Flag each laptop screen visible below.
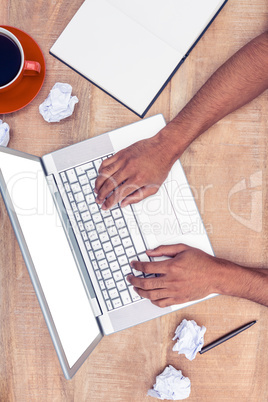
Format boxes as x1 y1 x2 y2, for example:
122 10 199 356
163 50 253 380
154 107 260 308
0 149 102 373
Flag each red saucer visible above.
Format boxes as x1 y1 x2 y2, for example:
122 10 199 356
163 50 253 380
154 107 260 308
0 26 46 114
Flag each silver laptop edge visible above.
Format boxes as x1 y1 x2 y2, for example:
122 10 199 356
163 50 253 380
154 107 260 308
0 147 103 380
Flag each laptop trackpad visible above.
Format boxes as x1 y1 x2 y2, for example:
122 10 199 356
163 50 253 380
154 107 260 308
132 184 182 249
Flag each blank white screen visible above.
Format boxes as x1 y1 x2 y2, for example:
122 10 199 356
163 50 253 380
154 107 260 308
0 152 101 368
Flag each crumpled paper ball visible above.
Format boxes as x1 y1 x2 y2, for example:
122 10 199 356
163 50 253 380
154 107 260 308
172 319 206 361
0 119 10 147
147 365 191 400
39 82 78 122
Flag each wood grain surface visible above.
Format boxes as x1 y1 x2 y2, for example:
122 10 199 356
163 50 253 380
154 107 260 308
0 1 268 401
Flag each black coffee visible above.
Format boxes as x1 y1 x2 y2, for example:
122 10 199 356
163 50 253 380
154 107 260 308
0 33 22 87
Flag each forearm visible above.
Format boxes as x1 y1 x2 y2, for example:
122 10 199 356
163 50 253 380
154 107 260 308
214 259 268 307
159 31 268 162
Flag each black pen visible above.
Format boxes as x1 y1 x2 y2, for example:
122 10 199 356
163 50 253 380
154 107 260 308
199 320 257 354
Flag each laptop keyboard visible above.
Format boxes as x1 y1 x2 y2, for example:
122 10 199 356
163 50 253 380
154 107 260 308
59 154 154 311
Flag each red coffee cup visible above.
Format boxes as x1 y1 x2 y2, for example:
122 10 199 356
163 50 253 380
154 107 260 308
0 27 41 93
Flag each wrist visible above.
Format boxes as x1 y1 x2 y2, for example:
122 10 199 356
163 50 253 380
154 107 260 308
157 113 204 163
212 258 265 300
209 258 246 297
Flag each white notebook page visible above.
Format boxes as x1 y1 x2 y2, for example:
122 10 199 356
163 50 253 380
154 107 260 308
50 0 183 116
108 0 225 55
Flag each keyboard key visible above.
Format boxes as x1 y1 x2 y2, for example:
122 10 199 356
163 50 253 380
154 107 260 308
71 202 78 212
115 245 124 256
88 250 95 260
85 193 95 204
102 269 112 280
103 241 112 253
82 184 91 195
115 218 125 229
138 253 150 262
81 211 91 222
102 290 109 300
101 209 111 218
107 251 116 262
109 288 119 299
87 169 97 179
121 206 146 253
108 226 118 237
96 222 105 233
104 217 114 227
71 182 81 193
75 165 85 176
85 241 91 251
89 204 99 214
118 227 128 238
79 174 88 186
129 285 141 301
90 178 96 188
98 259 108 270
65 182 71 192
110 261 119 272
96 250 105 260
126 247 135 258
113 271 123 282
132 268 143 277
105 279 115 289
118 255 128 265
92 260 98 270
68 192 74 202
122 237 132 248
88 230 98 242
94 158 102 172
122 264 131 276
93 213 102 223
83 162 93 170
66 168 77 184
85 220 94 231
99 232 109 242
112 208 122 219
77 201 88 212
106 300 113 311
60 172 67 182
92 240 101 250
74 192 84 203
112 298 122 309
111 235 121 247
81 231 88 241
99 280 105 290
95 270 102 280
74 211 80 221
117 280 126 291
121 289 131 305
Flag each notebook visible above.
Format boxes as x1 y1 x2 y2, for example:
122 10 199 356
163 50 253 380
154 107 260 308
50 0 228 117
0 115 215 379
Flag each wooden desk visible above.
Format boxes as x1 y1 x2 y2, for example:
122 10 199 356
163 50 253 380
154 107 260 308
1 1 267 400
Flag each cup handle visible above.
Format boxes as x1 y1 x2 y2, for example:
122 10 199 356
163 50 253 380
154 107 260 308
23 60 41 76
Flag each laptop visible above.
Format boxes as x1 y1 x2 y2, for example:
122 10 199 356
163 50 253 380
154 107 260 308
50 0 228 117
0 114 215 379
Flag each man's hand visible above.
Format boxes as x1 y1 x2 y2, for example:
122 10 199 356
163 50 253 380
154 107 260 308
127 244 226 307
94 131 179 210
